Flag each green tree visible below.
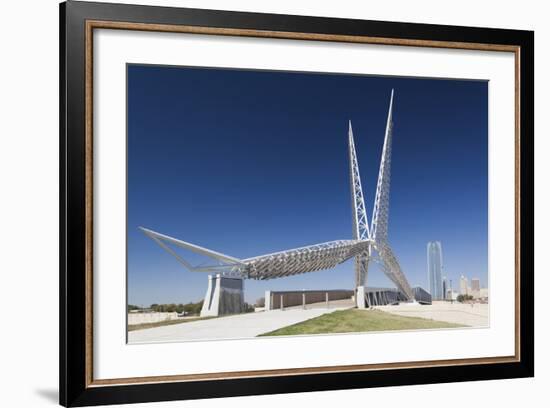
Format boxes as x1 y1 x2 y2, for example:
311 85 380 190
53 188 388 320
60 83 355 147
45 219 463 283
191 300 203 315
127 304 140 312
148 301 204 315
457 294 474 303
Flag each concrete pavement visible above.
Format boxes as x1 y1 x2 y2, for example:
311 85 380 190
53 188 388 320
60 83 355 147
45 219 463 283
128 304 351 343
375 301 489 327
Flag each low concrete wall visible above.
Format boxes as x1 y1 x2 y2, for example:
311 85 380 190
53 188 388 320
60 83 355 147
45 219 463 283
128 312 179 325
265 289 354 310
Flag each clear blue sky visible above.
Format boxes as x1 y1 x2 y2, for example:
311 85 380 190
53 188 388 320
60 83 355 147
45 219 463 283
127 64 488 306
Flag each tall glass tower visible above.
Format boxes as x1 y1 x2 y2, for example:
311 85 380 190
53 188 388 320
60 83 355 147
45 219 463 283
427 241 443 300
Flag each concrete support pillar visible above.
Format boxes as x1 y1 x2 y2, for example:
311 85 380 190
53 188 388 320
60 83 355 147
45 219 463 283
302 292 306 309
200 274 244 317
264 290 272 311
325 292 329 308
280 294 284 311
200 275 215 316
356 286 366 309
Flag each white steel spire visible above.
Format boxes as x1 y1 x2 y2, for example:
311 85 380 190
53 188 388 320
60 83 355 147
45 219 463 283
369 90 414 299
371 89 394 243
348 121 371 287
348 121 370 241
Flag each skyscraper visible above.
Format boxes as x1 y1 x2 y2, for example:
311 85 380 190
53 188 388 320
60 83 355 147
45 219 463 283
471 278 481 298
427 241 443 300
460 275 469 295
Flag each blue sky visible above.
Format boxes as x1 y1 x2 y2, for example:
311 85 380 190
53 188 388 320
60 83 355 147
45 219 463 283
127 64 488 306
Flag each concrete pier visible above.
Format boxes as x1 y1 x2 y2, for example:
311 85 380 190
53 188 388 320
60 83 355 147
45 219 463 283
200 274 244 317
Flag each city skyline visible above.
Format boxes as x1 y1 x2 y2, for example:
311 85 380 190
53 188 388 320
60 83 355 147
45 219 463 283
127 64 489 306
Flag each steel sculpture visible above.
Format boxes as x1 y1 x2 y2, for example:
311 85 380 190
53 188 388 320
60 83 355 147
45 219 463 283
141 90 413 300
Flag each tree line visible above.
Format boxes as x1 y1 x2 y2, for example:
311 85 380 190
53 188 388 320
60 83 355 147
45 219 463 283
456 294 474 303
128 301 204 315
128 300 259 315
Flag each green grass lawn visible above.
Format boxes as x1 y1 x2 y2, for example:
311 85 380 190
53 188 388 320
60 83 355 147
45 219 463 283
259 309 464 337
128 316 214 332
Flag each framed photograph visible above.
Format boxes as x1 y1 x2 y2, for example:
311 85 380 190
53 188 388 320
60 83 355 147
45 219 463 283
60 1 534 406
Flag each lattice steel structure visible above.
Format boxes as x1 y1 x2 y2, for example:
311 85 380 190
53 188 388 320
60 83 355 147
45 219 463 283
348 121 371 288
369 90 414 299
141 89 413 300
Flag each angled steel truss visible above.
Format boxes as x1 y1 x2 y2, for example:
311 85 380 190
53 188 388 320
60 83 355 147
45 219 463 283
348 121 371 288
368 90 414 299
141 89 413 299
142 226 372 281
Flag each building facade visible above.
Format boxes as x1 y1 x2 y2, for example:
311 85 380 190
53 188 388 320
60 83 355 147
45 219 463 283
427 241 443 300
471 278 481 298
460 275 469 295
446 289 458 300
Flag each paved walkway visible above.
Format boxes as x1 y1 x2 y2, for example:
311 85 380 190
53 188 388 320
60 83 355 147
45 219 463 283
128 305 350 343
375 301 489 327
